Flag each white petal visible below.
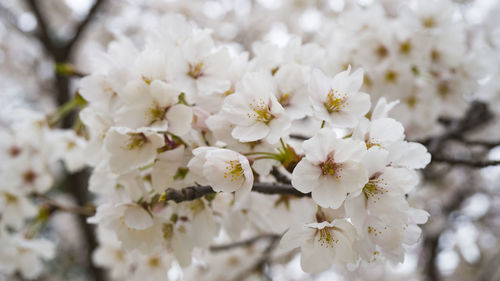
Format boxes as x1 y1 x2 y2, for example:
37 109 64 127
166 104 193 136
311 176 347 209
276 225 314 255
291 160 321 193
123 206 153 230
231 122 269 142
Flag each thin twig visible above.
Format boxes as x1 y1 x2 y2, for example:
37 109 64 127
431 156 500 168
163 183 309 203
289 134 309 141
210 234 281 252
210 234 282 281
453 138 500 149
37 194 95 216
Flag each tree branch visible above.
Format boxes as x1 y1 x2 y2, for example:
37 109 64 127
163 183 309 203
65 0 106 56
25 0 56 55
36 194 95 216
210 234 281 281
450 138 500 149
289 134 309 141
209 234 281 252
270 167 291 185
431 156 500 168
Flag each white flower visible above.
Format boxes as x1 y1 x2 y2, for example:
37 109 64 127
92 227 130 280
88 203 164 253
273 63 312 119
219 72 291 144
48 129 87 172
0 233 55 279
156 199 219 267
130 252 173 281
371 98 399 120
114 79 193 135
169 32 232 97
278 219 358 273
104 127 165 174
345 148 427 262
188 147 253 200
309 67 371 128
0 188 37 229
353 117 405 150
151 145 187 193
6 155 54 194
387 141 431 169
292 129 368 209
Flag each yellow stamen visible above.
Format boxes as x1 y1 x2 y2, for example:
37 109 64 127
324 89 347 114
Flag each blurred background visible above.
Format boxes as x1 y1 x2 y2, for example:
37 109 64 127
1 0 500 280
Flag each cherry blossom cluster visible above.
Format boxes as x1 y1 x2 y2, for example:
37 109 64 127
79 13 431 279
0 108 86 279
86 0 496 140
315 0 492 138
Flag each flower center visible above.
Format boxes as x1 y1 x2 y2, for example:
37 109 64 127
422 17 436 28
324 89 347 114
224 160 244 182
248 98 273 123
317 227 338 248
406 96 418 109
22 170 37 184
149 103 168 123
127 133 148 150
363 178 388 202
148 257 161 268
8 146 22 157
278 93 291 107
319 154 342 178
3 192 18 204
188 62 204 79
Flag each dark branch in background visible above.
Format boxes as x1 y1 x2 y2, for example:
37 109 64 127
210 234 281 252
419 102 496 281
420 102 497 169
65 0 106 54
209 234 282 281
420 102 493 149
163 183 309 203
270 167 291 184
450 138 500 149
36 194 95 216
289 134 309 141
25 0 56 55
24 1 107 281
431 156 500 168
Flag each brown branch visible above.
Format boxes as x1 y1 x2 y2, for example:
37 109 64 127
209 234 281 281
452 138 500 149
163 183 309 203
419 102 493 150
210 234 281 252
36 194 95 216
289 134 309 141
65 0 106 57
431 156 500 168
25 0 57 55
270 167 291 185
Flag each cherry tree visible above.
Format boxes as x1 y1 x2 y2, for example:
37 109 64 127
1 0 500 281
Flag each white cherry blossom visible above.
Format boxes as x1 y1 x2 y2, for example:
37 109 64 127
309 67 371 128
292 129 368 209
